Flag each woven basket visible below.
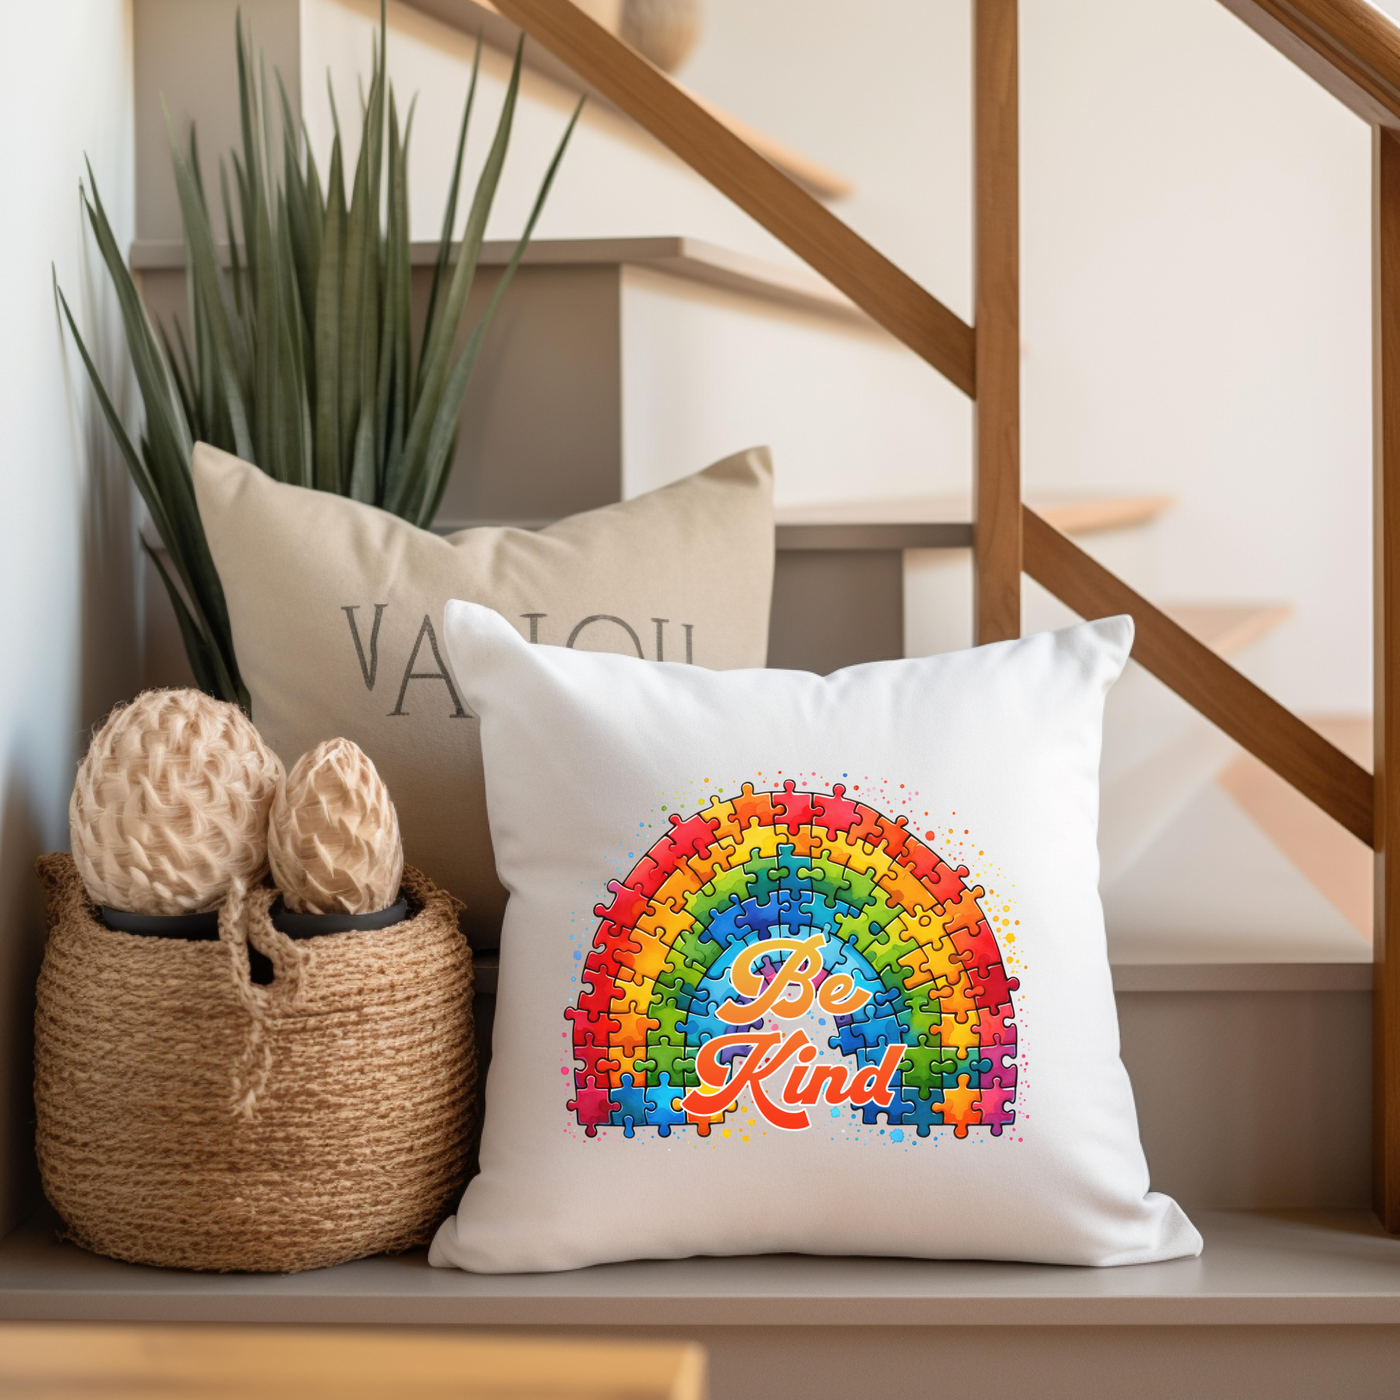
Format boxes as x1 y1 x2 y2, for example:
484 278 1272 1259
33 854 475 1273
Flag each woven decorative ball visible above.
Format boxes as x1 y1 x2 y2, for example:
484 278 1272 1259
69 689 283 916
33 854 475 1273
267 738 403 915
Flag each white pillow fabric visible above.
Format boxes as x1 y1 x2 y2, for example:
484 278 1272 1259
430 603 1201 1273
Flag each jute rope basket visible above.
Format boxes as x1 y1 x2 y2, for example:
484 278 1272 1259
33 855 475 1273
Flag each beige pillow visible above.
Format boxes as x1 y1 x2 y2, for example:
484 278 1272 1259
192 443 774 945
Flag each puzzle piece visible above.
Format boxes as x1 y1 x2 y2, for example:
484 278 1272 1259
685 865 752 930
864 919 923 978
685 834 742 887
573 1038 620 1084
611 1010 661 1056
898 844 969 907
810 783 864 838
621 926 673 982
772 779 819 829
941 885 988 937
939 1074 982 1138
899 1037 958 1093
837 837 897 885
940 1007 981 1051
945 1047 992 1088
743 853 791 905
732 782 779 833
612 1072 649 1137
609 967 653 1015
593 880 650 931
878 860 939 918
644 1073 688 1136
697 792 744 844
949 918 1003 976
654 863 705 914
568 1076 618 1135
898 1086 945 1137
621 850 670 901
775 843 814 900
592 920 644 969
861 1094 911 1127
978 1081 1016 1136
576 965 622 1017
733 889 797 940
978 1002 1017 1047
969 962 1020 1012
635 1042 699 1087
634 894 692 949
694 893 752 951
657 811 723 864
870 812 913 864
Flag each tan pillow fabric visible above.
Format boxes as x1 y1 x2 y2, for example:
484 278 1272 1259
192 443 774 945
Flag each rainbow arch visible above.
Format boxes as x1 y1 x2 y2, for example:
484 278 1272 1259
566 782 1019 1140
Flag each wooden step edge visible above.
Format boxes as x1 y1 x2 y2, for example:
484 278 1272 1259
399 0 854 202
132 235 865 326
1036 494 1175 536
3 1210 1399 1327
775 494 1174 537
1160 603 1292 657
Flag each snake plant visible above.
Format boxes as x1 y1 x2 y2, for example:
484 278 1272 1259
58 8 580 708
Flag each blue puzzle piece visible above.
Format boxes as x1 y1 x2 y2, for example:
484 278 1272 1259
734 890 797 940
861 1094 912 1127
612 1073 649 1138
696 894 751 950
644 1073 688 1136
898 1087 945 1137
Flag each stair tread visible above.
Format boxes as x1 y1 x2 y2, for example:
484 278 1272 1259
2 1210 1399 1326
1160 602 1291 656
775 493 1173 535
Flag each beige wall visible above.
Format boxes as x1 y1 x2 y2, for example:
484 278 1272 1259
0 1 140 1229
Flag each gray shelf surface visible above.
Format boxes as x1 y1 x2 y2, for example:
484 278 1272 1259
3 1211 1400 1327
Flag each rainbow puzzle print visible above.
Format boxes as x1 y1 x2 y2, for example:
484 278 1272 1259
567 782 1019 1141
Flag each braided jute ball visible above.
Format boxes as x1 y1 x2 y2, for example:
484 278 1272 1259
69 689 284 916
267 738 403 915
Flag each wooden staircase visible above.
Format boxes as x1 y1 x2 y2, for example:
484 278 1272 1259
11 1 1400 1395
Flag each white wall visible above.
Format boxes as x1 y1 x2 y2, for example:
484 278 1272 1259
0 0 139 1229
284 0 1382 713
682 0 1374 717
300 0 800 263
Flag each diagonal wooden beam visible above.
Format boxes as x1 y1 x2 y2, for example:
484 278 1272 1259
492 0 976 397
1023 505 1375 846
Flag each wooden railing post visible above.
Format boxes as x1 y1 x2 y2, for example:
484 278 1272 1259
1376 127 1400 1230
974 0 1021 643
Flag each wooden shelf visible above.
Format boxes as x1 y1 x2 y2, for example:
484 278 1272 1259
2 1211 1400 1326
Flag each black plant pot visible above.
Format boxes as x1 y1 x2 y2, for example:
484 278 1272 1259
271 896 409 939
100 894 409 985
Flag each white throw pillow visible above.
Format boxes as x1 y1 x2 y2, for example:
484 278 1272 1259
430 603 1201 1272
193 443 774 945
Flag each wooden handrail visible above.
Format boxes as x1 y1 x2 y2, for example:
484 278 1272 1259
1023 507 1374 846
491 0 976 397
1219 0 1400 128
